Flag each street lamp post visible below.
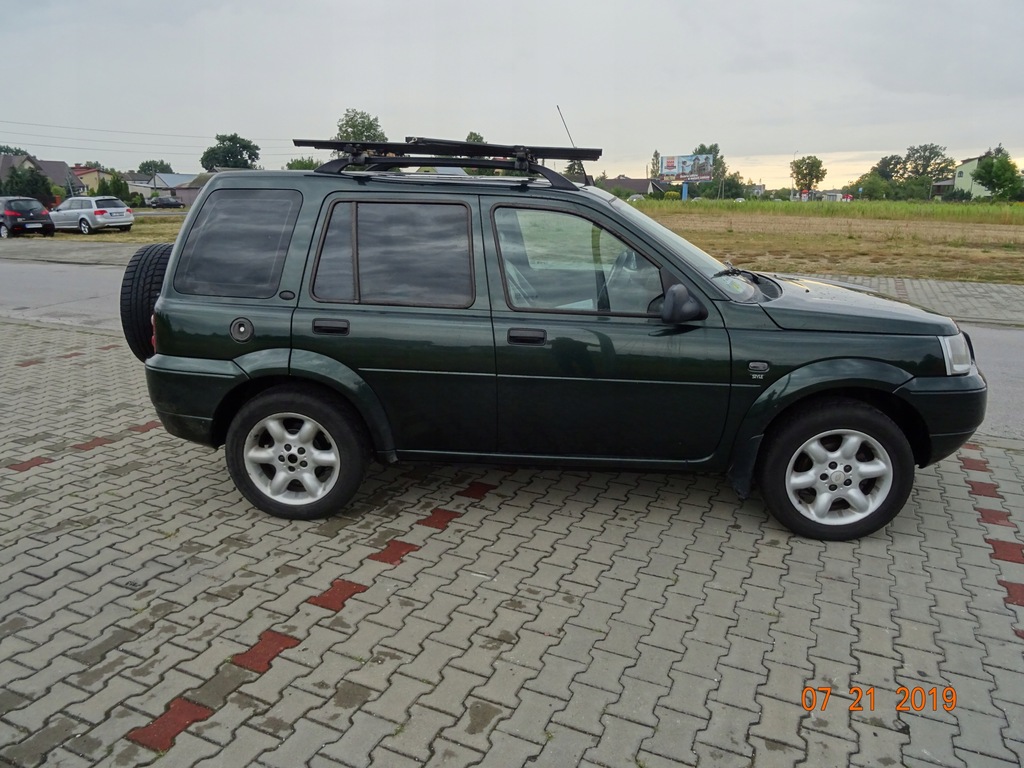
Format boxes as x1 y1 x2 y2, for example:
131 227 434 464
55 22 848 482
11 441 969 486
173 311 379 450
792 150 798 200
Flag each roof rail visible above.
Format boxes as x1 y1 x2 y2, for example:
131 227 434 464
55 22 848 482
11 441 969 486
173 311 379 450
292 136 601 191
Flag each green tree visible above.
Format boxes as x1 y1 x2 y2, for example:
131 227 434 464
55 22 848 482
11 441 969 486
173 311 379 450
0 144 28 155
845 172 893 200
284 156 318 170
972 145 1024 200
791 155 827 192
108 173 130 200
334 109 388 143
902 143 955 181
137 159 173 176
563 159 586 177
650 149 661 180
95 177 111 196
81 160 117 173
200 133 261 171
3 166 55 206
871 154 905 182
463 131 495 176
690 143 730 197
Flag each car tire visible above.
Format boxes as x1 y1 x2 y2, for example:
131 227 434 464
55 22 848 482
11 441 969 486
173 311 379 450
225 388 368 520
79 219 93 235
758 398 914 540
0 224 10 239
119 242 173 361
120 225 132 232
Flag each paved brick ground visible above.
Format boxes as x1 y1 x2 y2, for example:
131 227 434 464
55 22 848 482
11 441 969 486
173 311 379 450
1 318 1023 767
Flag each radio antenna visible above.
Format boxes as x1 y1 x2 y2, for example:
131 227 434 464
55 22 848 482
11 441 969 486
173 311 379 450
556 105 576 147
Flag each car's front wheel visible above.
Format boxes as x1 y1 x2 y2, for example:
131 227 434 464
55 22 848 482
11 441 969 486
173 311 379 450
225 388 368 520
758 399 914 540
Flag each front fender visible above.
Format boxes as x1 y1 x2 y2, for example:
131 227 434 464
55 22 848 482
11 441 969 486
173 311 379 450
289 349 396 460
726 358 914 497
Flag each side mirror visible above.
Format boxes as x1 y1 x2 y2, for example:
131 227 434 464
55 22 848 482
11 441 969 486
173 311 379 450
661 283 708 325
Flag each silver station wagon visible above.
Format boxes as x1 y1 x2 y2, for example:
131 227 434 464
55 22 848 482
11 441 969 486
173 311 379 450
51 196 135 234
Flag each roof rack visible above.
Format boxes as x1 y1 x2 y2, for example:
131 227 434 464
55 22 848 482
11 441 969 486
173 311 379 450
292 136 601 191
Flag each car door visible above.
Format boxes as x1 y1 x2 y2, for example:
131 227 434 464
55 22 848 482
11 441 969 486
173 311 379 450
51 199 73 229
485 201 732 462
291 195 496 454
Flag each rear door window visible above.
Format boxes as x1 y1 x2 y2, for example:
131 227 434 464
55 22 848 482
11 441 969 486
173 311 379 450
174 188 301 298
312 201 473 308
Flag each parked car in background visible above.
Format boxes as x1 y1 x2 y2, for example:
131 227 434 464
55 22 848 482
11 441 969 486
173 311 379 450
149 196 185 209
50 196 135 234
0 196 54 238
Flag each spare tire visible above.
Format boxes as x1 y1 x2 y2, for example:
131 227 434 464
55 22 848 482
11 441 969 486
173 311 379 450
120 243 173 361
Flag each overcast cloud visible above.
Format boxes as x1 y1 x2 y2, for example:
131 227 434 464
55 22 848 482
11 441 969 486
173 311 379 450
4 0 1021 187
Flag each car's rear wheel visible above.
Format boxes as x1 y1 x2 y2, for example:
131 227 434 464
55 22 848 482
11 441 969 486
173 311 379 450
0 224 10 239
758 399 914 540
120 225 132 232
119 243 173 361
225 389 368 520
79 219 93 235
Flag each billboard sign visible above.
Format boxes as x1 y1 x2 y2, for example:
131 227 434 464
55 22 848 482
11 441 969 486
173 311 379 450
659 154 714 182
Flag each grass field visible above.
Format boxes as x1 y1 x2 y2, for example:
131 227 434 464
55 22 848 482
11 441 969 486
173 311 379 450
52 214 186 246
640 200 1024 284
57 201 1024 284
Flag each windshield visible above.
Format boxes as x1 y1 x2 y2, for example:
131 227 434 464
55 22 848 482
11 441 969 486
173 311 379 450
605 195 761 302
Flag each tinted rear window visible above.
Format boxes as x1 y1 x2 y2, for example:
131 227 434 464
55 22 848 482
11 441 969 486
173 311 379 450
312 201 473 307
95 198 126 208
174 188 301 298
8 199 44 212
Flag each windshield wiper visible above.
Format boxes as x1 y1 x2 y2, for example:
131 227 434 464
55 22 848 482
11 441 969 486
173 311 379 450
713 261 761 283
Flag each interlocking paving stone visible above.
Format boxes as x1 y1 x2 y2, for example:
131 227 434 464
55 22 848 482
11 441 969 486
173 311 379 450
1 317 1024 766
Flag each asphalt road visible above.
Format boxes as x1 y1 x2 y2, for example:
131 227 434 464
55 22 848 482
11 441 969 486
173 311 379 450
0 259 1018 440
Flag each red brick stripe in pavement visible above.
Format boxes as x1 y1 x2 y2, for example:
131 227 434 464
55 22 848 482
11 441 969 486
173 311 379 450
998 580 1024 608
232 630 302 673
979 508 1016 528
72 437 114 451
418 508 462 530
369 540 420 565
456 481 497 500
987 539 1024 565
128 421 162 433
127 698 214 752
15 359 43 367
968 480 1003 499
960 457 991 472
307 579 368 612
8 456 53 472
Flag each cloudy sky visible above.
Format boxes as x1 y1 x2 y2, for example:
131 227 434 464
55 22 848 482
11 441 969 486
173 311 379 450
5 0 1021 188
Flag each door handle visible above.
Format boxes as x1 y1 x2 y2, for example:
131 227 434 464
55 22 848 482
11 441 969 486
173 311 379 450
507 328 547 345
312 319 350 336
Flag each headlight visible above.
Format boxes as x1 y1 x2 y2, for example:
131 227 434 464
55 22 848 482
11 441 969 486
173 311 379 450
939 333 972 375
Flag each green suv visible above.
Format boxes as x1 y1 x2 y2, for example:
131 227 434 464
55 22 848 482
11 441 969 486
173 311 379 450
119 138 986 540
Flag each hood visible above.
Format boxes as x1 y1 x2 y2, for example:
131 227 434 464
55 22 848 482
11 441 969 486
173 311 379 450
761 276 959 335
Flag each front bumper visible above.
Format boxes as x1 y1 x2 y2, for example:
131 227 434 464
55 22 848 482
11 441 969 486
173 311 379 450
895 366 987 465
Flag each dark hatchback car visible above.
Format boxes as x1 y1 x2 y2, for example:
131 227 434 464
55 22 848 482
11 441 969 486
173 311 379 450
150 196 186 209
0 196 54 238
119 138 986 540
